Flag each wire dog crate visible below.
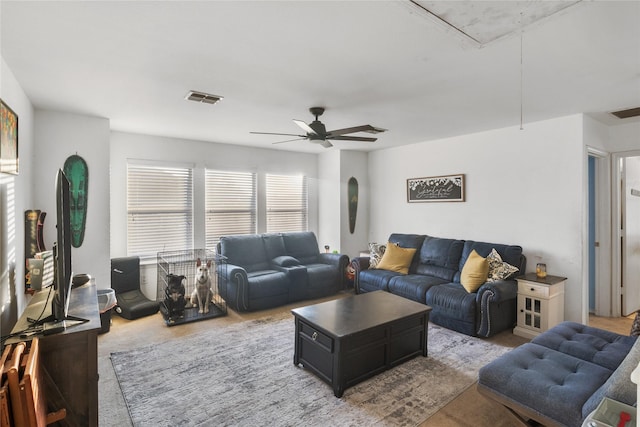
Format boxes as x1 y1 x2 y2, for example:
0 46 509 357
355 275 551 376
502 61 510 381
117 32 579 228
157 249 227 326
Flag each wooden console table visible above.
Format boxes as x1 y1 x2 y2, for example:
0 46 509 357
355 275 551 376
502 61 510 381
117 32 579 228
8 282 100 426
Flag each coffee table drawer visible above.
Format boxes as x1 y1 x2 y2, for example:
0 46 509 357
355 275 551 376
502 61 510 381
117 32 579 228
298 321 334 382
299 321 333 352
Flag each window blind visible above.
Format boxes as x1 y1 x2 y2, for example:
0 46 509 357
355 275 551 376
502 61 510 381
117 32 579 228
205 170 257 248
266 174 308 233
127 163 193 258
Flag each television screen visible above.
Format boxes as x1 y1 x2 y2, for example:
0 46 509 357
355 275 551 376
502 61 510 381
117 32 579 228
52 169 72 322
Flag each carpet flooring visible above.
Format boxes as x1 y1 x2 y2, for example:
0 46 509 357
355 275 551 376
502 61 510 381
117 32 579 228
110 312 517 427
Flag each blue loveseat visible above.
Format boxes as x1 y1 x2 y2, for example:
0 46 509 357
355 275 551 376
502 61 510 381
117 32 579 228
217 232 349 312
351 233 526 337
478 321 639 427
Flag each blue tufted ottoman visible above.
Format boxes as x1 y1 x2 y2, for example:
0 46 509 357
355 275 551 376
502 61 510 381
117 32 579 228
478 321 638 427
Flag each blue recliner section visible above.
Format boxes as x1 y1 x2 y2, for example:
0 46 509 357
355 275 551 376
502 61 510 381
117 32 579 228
352 233 526 337
217 232 349 312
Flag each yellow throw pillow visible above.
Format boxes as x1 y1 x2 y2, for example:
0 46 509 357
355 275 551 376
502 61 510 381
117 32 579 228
460 250 489 293
375 242 417 274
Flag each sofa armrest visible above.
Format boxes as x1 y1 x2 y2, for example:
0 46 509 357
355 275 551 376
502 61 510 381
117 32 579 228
476 280 518 337
476 280 518 303
217 263 250 311
317 252 346 267
351 256 371 294
316 253 350 289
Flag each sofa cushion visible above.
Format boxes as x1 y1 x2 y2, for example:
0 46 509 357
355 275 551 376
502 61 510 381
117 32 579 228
368 242 386 269
246 270 289 298
455 241 523 283
376 242 417 274
460 250 489 292
219 234 269 272
486 248 519 281
531 321 637 371
425 282 477 334
388 234 426 273
358 268 401 293
415 236 464 281
282 232 320 264
388 274 447 303
262 233 286 258
478 342 613 427
582 336 640 418
305 263 338 288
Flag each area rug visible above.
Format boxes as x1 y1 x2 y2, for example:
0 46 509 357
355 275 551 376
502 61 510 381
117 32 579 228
111 314 514 427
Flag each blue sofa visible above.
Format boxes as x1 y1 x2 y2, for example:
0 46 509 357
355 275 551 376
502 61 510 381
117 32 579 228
351 233 526 337
217 232 349 312
478 321 639 427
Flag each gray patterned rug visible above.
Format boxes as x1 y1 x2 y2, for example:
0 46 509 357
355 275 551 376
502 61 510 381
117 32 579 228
111 314 513 427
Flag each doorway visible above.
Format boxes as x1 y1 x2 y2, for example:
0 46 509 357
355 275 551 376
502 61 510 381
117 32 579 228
587 148 611 317
619 154 640 316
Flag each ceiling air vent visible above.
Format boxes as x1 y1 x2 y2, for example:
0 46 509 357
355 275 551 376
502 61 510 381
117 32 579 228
610 107 640 119
185 90 223 105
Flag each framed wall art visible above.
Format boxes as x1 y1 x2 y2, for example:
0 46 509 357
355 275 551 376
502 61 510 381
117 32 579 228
1 99 19 175
407 174 465 203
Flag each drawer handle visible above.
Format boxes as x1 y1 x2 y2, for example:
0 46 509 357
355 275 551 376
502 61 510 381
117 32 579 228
312 332 318 341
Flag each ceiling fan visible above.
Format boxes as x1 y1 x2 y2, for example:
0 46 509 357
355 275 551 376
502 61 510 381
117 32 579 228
251 107 386 148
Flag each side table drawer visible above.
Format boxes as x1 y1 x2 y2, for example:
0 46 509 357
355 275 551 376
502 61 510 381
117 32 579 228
518 281 549 298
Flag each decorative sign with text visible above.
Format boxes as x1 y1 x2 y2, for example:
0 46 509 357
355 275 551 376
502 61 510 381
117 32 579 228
407 174 465 203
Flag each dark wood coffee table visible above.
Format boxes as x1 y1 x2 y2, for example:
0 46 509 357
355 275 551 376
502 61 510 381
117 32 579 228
292 290 431 397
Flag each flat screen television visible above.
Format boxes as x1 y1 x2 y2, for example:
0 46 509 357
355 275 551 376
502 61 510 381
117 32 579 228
39 169 87 332
52 168 73 322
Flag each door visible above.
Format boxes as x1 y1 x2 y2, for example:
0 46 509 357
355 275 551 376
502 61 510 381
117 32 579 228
622 156 640 315
588 155 597 313
587 149 611 318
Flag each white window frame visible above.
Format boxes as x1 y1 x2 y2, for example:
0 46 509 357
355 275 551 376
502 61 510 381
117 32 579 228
265 173 308 233
126 160 194 260
204 169 257 248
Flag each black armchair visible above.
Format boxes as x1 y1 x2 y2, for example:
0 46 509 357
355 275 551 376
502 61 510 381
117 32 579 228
111 256 159 320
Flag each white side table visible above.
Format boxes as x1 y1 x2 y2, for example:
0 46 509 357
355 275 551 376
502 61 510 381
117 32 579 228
514 272 566 339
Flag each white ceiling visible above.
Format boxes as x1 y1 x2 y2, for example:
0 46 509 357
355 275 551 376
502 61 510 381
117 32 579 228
1 1 639 153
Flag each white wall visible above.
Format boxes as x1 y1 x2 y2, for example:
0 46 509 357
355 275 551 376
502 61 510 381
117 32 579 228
33 110 111 289
368 114 587 323
609 122 640 153
0 56 35 335
318 150 341 253
110 131 319 297
317 149 369 259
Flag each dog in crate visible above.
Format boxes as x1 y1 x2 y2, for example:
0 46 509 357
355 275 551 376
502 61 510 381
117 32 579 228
191 258 213 314
164 274 187 319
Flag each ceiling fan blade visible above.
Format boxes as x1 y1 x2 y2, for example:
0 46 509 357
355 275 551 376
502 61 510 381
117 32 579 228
320 140 333 148
293 119 317 135
326 125 387 137
250 131 306 138
328 135 378 142
272 138 306 145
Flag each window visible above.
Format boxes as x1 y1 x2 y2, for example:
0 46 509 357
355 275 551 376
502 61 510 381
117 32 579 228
205 170 257 248
266 174 308 233
127 163 193 258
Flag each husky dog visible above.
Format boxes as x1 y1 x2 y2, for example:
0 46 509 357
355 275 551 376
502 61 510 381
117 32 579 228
164 274 186 319
191 258 213 314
